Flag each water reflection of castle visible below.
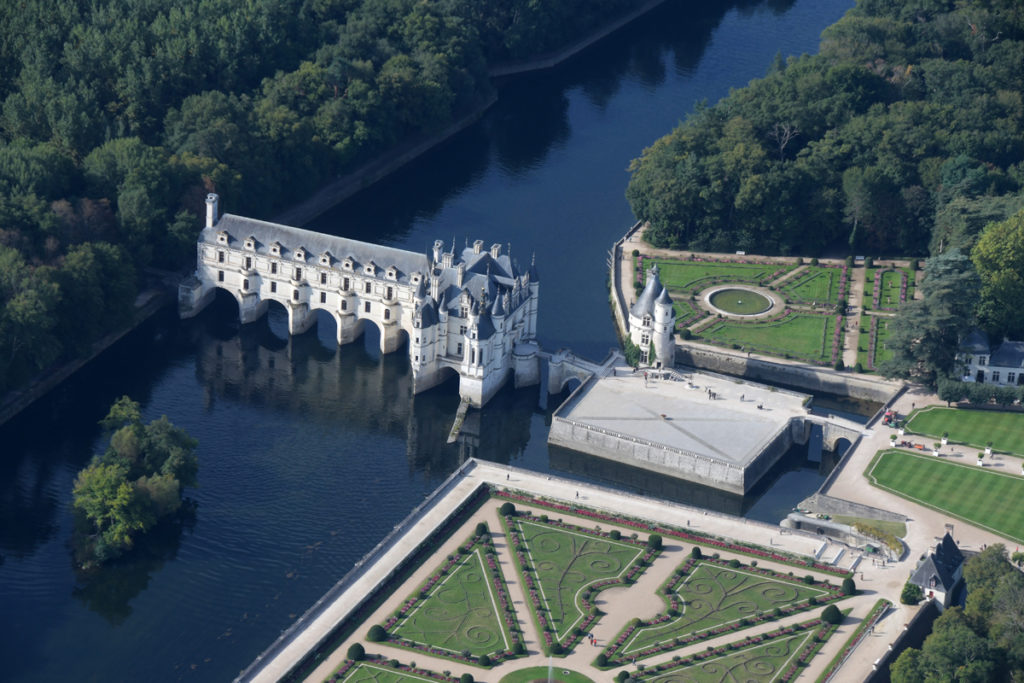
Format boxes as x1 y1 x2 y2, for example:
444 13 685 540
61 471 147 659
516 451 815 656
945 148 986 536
190 315 535 473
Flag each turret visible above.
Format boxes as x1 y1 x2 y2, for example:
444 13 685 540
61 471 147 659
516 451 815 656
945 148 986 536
653 287 676 368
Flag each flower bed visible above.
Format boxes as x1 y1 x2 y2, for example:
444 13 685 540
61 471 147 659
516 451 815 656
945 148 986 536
499 505 658 656
492 490 851 577
376 526 524 668
329 657 461 682
621 616 835 680
600 557 844 666
815 599 891 682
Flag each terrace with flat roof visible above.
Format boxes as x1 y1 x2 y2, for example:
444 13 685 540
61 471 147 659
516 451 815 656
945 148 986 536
548 367 812 493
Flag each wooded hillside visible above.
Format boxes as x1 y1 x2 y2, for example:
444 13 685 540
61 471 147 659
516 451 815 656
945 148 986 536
627 0 1024 257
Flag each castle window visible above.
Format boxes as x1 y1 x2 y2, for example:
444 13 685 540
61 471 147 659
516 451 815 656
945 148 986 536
980 356 987 366
341 300 347 311
479 350 485 365
243 278 249 291
218 251 225 263
461 306 468 318
245 256 252 270
993 371 1000 383
320 272 327 285
271 282 277 293
642 315 651 326
295 267 302 280
320 292 326 303
364 301 370 313
364 282 372 294
384 309 391 320
271 262 278 275
218 270 225 282
292 290 299 301
415 337 419 344
1009 372 1016 384
386 286 393 300
343 277 350 291
460 325 467 335
457 342 463 356
641 333 650 346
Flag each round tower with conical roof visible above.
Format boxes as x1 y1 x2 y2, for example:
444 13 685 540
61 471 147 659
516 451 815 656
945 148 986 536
628 263 675 367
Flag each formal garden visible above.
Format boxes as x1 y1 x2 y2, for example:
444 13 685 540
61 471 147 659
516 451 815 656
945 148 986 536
633 254 849 367
605 556 839 665
323 489 858 683
866 449 1024 543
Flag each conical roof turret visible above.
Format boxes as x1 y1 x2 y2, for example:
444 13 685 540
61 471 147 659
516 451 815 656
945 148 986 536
631 263 662 317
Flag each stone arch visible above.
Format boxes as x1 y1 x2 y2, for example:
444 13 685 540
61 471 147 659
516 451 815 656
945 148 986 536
312 309 340 352
830 436 853 458
211 284 244 320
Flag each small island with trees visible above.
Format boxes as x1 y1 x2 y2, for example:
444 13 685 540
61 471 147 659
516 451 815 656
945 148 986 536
71 396 197 570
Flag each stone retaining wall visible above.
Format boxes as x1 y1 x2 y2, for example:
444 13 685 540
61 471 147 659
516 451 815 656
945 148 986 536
675 343 901 404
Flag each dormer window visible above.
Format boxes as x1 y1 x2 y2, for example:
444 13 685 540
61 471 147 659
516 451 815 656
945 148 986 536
364 261 376 276
270 242 281 257
294 247 307 262
320 251 332 266
342 258 354 271
387 266 397 280
216 231 229 245
245 236 256 250
643 315 651 326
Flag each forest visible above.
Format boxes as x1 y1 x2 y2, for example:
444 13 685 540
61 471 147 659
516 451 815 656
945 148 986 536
627 0 1024 258
0 0 644 396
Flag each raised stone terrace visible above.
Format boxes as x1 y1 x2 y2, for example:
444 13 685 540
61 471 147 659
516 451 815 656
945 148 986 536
549 367 811 493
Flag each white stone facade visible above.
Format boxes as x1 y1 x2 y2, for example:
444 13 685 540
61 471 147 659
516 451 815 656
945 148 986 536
628 263 676 367
179 194 539 406
955 328 1024 386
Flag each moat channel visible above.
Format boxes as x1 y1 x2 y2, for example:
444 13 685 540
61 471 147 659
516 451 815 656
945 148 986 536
0 1 857 681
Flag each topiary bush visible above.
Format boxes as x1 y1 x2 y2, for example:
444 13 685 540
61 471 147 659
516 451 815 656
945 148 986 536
691 546 702 559
367 624 386 642
513 641 525 655
596 653 608 667
616 672 629 683
821 604 843 625
461 674 474 683
901 581 924 605
841 577 857 596
802 574 815 585
728 558 741 569
632 249 640 257
499 502 515 517
647 533 662 550
609 529 621 540
477 654 491 667
475 521 488 536
346 642 365 661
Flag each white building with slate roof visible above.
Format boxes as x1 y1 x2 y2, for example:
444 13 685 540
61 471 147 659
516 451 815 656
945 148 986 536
179 194 540 406
909 532 964 610
628 263 676 367
956 328 1024 386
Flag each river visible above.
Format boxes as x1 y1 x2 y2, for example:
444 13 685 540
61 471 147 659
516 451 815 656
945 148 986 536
0 1 855 681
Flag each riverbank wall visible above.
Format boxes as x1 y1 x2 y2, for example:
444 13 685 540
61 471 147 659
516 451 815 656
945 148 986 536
274 1 668 227
0 288 172 429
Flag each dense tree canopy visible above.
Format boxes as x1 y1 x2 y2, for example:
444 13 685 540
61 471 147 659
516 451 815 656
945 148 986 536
892 545 1024 683
0 0 647 397
627 0 1024 256
972 208 1024 339
878 249 979 384
72 396 198 568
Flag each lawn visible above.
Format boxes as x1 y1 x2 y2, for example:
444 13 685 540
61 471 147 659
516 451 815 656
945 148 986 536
391 547 512 656
831 516 906 539
620 562 829 657
864 267 914 311
338 662 449 682
866 450 1024 543
499 668 595 683
907 407 1024 455
780 266 842 306
514 519 643 640
641 258 791 292
646 631 815 682
699 313 833 363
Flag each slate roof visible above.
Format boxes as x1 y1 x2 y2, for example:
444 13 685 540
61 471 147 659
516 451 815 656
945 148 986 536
203 214 430 284
656 287 673 307
991 340 1024 368
959 328 991 354
631 264 662 318
911 532 964 594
